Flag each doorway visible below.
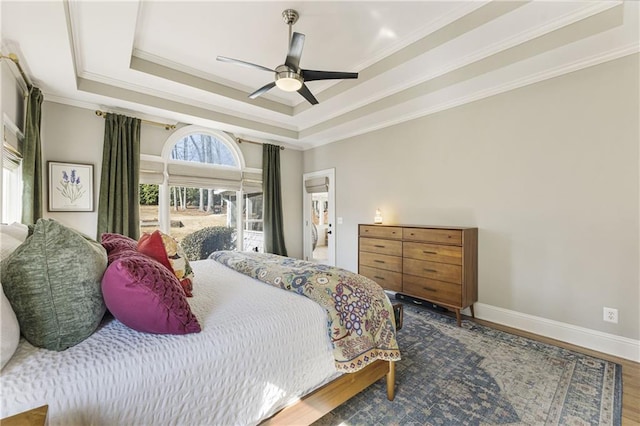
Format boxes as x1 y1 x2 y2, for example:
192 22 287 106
303 168 335 265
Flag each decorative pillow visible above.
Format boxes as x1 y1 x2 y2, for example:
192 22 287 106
0 285 20 370
101 253 201 335
1 219 108 351
138 230 194 297
101 232 138 264
0 224 27 369
1 227 28 261
0 222 29 242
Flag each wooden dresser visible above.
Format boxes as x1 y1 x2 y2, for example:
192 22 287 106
358 224 478 326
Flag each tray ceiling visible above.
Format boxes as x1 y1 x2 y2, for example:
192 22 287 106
2 1 638 149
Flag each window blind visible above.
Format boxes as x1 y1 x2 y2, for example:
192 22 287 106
304 176 329 193
139 159 164 185
2 142 22 171
167 163 242 191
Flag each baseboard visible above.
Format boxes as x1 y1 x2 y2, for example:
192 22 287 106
469 303 640 363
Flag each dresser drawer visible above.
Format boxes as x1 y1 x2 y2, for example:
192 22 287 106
403 241 462 265
359 238 402 256
359 225 402 240
403 228 462 246
359 251 402 272
403 274 462 306
359 265 402 292
403 258 462 284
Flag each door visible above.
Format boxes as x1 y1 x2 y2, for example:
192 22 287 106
303 168 335 265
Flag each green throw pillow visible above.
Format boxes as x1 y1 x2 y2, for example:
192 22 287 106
1 219 108 351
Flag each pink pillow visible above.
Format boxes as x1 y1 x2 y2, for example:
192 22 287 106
101 253 201 335
101 233 138 264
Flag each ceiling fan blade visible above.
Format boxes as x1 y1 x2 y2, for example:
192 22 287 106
248 81 276 99
301 69 358 82
217 56 274 73
285 32 305 70
297 83 318 105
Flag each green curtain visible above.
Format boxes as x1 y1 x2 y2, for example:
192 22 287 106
97 113 141 239
21 86 43 225
262 143 287 256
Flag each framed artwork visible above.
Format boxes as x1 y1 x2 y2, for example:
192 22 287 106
48 161 94 212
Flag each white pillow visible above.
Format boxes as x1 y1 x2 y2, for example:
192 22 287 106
0 284 20 370
1 231 26 262
0 222 29 242
0 223 26 370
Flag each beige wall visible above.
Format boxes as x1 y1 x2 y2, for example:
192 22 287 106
41 103 104 236
39 102 303 256
1 61 25 136
303 54 640 340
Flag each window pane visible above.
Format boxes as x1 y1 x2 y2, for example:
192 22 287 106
169 186 237 260
139 183 160 237
2 165 22 223
243 191 264 252
170 134 237 167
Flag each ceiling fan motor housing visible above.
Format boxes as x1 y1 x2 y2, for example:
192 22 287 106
275 64 303 91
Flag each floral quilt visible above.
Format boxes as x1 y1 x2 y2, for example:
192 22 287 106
210 251 401 372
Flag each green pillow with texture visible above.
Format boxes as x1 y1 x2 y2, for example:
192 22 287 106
1 219 108 351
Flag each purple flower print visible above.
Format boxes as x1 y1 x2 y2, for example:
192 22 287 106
56 169 86 204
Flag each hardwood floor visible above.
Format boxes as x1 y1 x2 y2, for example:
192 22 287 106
469 316 640 425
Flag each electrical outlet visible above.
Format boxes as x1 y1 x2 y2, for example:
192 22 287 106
603 307 618 323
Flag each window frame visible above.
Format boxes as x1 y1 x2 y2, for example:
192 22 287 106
148 125 261 252
2 118 24 224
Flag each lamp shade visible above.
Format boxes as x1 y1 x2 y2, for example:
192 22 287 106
374 209 383 224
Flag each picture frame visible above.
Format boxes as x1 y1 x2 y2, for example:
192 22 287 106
48 161 94 212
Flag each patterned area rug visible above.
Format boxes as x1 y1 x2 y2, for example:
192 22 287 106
314 302 622 426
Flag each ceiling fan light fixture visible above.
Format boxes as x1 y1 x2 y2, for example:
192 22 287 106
275 68 303 92
217 9 357 105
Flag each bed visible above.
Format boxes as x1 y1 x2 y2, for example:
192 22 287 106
1 249 400 425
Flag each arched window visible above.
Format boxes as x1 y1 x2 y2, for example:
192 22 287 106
170 134 238 167
139 126 263 258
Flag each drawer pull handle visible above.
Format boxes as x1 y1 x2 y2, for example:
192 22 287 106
374 276 385 280
424 268 437 273
423 250 437 255
374 260 385 264
422 287 436 292
374 245 386 248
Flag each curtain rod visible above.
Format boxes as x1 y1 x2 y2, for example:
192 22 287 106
95 110 177 130
0 53 33 91
236 137 284 150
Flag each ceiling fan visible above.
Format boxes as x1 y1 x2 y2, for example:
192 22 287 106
217 9 358 105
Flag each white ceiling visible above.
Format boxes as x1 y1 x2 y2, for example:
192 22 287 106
2 1 638 150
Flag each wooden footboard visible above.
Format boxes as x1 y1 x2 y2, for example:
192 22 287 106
262 360 395 425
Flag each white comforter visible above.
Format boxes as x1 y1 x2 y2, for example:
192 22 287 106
0 259 339 425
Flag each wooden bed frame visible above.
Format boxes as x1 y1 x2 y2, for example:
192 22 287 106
263 360 395 425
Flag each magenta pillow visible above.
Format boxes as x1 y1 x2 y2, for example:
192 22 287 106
101 253 201 334
101 233 138 264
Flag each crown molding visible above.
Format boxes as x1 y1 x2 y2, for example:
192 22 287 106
300 44 638 149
